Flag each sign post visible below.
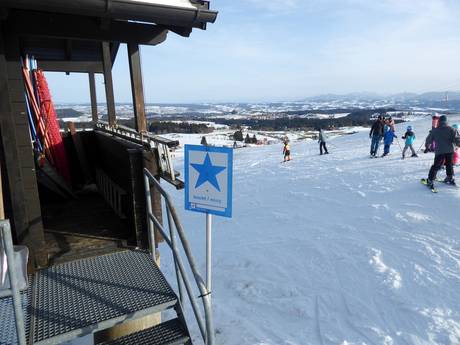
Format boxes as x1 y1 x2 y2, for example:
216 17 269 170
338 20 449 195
184 144 233 316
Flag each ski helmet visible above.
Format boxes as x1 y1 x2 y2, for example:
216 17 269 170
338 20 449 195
407 126 412 131
453 124 459 130
439 115 447 124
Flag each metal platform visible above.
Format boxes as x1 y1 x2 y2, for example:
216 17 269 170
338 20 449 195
0 294 29 345
29 249 177 344
0 249 180 344
97 318 190 345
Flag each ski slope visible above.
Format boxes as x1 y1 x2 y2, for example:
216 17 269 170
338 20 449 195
162 116 460 345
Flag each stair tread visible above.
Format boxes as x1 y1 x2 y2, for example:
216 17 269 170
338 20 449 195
97 318 190 345
27 249 177 344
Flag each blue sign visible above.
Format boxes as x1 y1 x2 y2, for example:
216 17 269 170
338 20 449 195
185 145 233 218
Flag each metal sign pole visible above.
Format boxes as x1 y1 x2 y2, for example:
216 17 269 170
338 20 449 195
206 212 212 299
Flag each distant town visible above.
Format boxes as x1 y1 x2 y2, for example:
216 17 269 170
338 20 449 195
55 92 456 136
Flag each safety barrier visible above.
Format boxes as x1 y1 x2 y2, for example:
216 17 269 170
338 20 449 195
144 168 214 345
0 219 27 345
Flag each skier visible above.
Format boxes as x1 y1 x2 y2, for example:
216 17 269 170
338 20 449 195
401 125 418 159
369 115 384 157
425 115 440 153
424 115 460 188
318 128 329 155
382 125 396 157
385 116 395 132
283 141 291 162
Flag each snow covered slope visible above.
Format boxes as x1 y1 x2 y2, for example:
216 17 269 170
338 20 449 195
162 116 460 345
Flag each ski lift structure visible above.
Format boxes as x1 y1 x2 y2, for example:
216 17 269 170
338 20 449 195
0 1 217 344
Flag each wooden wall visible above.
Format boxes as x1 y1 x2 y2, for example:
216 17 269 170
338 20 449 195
0 27 47 267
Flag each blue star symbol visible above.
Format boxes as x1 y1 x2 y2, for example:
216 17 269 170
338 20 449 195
191 153 226 191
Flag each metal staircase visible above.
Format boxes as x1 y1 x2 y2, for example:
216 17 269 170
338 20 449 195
0 166 214 345
0 244 191 345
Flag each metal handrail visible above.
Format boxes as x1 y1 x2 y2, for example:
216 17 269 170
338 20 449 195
95 121 180 184
0 219 27 345
143 168 214 345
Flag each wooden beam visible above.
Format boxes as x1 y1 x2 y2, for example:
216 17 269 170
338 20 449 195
6 10 168 46
88 72 98 122
127 43 146 133
102 42 116 126
38 60 103 73
110 42 120 66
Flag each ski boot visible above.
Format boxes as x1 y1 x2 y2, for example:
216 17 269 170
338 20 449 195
421 178 435 189
411 153 418 158
444 177 456 186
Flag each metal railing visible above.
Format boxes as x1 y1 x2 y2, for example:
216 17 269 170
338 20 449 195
95 121 179 183
95 168 127 219
0 219 27 345
143 168 214 345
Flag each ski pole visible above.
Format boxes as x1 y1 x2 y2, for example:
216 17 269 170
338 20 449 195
396 137 403 152
417 141 425 152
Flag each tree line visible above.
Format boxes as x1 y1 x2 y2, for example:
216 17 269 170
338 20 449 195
196 108 397 131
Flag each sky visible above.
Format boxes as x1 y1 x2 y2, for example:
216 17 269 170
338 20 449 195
46 0 460 103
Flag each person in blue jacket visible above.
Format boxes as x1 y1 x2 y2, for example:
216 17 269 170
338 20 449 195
402 125 418 159
382 125 396 157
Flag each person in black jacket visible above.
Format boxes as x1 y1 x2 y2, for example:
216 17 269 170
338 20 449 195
369 115 384 157
318 129 329 155
425 115 460 187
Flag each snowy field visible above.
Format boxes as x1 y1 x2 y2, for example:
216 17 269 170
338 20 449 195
160 115 460 345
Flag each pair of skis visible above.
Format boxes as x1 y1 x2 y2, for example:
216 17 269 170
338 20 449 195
420 178 458 193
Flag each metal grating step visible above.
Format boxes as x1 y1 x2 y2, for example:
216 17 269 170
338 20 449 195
29 249 177 344
0 293 29 345
97 318 191 345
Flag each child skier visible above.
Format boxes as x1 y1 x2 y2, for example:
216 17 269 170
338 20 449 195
424 115 460 188
283 141 291 162
401 125 418 159
425 115 440 153
382 125 396 157
318 129 329 155
386 116 395 132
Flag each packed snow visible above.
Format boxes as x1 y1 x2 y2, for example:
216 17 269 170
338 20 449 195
159 116 460 345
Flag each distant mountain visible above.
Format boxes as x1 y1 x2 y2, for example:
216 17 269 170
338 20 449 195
303 92 381 102
303 91 460 103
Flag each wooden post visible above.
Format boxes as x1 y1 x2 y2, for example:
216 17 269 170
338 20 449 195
67 122 92 184
88 72 98 122
101 41 116 126
127 43 147 133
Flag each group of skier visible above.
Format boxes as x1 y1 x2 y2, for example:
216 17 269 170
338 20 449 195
368 114 460 189
368 115 414 158
281 113 460 189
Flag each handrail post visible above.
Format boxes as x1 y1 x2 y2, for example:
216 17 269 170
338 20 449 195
143 173 156 261
143 168 215 345
166 204 184 305
1 220 27 345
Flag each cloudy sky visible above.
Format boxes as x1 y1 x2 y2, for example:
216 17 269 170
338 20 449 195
46 0 460 103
